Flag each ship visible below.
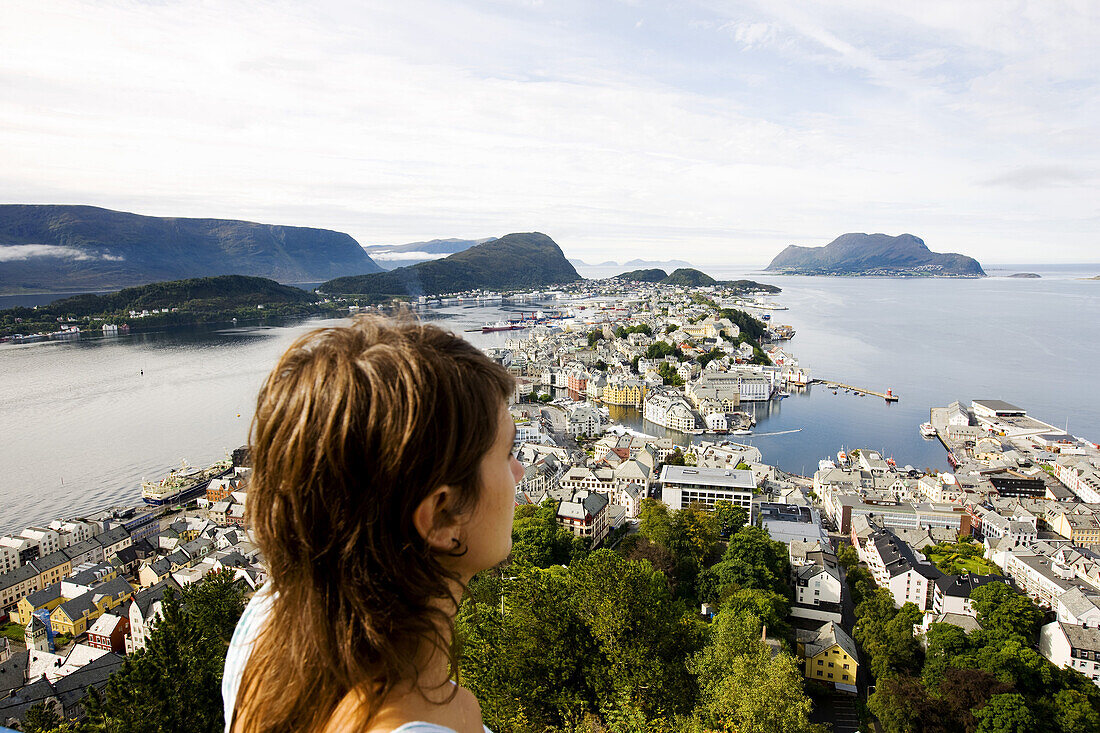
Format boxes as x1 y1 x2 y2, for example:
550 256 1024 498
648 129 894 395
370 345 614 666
920 422 936 438
141 457 233 506
481 320 529 333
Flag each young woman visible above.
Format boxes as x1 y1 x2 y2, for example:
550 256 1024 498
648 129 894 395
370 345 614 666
222 316 521 732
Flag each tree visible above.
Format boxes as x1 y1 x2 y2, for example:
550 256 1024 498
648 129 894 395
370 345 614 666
638 499 673 548
719 588 790 637
1053 688 1100 733
698 526 789 601
82 571 246 733
934 667 1012 733
21 702 63 733
972 693 1036 733
713 501 747 538
968 582 1042 640
869 676 943 733
666 449 686 466
836 543 859 571
668 504 720 567
693 643 826 733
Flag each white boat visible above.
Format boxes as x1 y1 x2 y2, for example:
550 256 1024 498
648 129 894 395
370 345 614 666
818 459 836 471
920 422 936 438
837 450 848 465
731 429 753 436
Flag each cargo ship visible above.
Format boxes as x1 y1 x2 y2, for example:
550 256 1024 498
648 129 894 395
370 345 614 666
141 457 233 506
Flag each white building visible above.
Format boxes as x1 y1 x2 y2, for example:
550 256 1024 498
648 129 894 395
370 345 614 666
567 403 602 438
1039 621 1100 688
659 465 754 512
644 389 698 432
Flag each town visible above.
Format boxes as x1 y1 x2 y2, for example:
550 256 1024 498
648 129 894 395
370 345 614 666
2 278 1099 731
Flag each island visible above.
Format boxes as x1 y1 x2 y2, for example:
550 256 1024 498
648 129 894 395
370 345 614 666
320 232 583 297
0 204 383 294
1008 273 1041 278
765 233 985 277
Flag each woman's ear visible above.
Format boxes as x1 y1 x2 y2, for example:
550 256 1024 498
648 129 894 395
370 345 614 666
413 485 459 552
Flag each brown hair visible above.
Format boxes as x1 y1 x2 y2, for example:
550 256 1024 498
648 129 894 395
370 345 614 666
235 315 514 732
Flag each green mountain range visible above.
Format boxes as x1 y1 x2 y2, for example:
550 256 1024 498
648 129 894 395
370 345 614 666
321 232 582 296
766 233 985 276
0 204 382 293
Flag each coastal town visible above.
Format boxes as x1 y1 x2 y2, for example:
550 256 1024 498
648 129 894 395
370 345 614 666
2 277 1100 730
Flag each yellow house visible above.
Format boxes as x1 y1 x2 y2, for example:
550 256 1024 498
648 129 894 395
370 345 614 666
49 576 135 637
31 551 72 590
797 621 859 692
602 379 647 406
12 583 64 626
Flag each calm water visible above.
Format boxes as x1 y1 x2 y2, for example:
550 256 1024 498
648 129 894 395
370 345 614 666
1 265 1098 533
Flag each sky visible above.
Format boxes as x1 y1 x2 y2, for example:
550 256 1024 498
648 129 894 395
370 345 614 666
1 0 1098 265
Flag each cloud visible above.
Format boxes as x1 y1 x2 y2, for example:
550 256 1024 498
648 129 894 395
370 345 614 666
0 244 124 262
982 166 1090 190
0 0 1098 264
369 250 448 261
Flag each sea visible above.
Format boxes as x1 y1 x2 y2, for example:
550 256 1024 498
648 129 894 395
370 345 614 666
1 263 1098 534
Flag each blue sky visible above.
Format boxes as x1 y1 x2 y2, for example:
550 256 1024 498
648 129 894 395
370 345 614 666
1 0 1097 264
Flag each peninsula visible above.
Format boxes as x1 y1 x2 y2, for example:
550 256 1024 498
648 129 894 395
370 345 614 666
766 233 985 277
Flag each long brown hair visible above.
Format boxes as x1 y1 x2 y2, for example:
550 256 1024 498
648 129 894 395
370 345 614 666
235 315 514 732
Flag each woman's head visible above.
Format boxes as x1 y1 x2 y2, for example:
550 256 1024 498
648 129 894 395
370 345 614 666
240 315 516 731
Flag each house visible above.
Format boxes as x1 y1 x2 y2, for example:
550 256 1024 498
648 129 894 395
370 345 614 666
12 583 64 626
556 491 610 547
931 574 1012 618
797 621 859 693
791 559 843 624
49 576 135 637
125 578 181 653
86 613 130 654
1039 621 1100 688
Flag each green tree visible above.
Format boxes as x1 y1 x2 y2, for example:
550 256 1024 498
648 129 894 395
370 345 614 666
638 499 673 548
972 693 1036 733
836 543 859 571
693 641 826 733
21 702 63 733
968 582 1042 640
666 449 686 466
712 500 747 538
719 588 790 637
698 526 790 600
869 676 943 733
668 504 720 567
1053 688 1100 733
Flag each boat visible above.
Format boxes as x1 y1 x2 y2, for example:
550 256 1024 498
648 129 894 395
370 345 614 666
837 450 848 465
481 320 528 333
920 422 936 438
777 391 791 398
141 457 233 506
731 429 753 436
818 459 836 471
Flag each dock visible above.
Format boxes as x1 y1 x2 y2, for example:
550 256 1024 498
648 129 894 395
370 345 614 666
813 379 899 401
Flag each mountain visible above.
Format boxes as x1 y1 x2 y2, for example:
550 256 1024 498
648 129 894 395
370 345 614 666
766 233 985 277
623 258 693 269
616 268 667 282
363 237 496 270
662 268 717 286
321 232 582 296
0 204 383 293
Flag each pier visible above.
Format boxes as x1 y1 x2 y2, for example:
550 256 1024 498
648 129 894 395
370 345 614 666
812 379 899 401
